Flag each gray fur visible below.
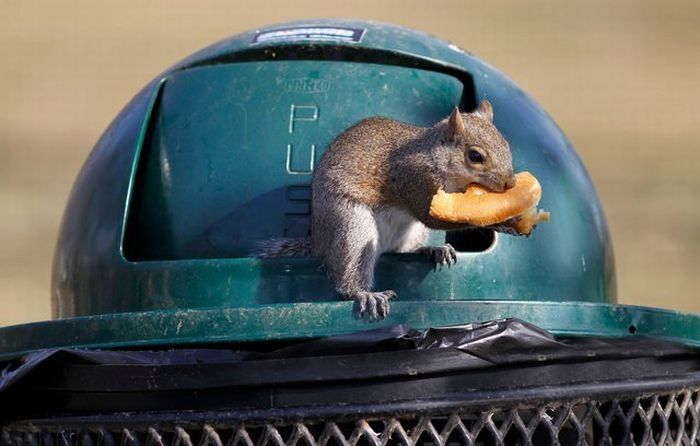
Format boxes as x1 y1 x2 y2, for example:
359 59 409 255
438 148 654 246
254 238 311 258
258 101 515 322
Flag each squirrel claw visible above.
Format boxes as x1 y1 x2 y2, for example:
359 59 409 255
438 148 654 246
420 244 457 269
350 290 396 322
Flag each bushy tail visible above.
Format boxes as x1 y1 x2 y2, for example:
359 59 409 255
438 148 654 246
253 237 312 258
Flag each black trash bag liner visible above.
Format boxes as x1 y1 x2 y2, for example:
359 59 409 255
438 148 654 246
262 318 562 361
251 318 693 363
0 318 695 395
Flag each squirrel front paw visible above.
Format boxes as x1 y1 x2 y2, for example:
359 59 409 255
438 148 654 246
348 290 396 322
419 244 457 268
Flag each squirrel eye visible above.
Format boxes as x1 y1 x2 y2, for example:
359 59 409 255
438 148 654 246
468 149 485 164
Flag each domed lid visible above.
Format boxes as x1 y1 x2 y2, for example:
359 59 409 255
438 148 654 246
51 19 615 328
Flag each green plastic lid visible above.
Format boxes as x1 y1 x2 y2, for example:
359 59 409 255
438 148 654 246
52 20 615 320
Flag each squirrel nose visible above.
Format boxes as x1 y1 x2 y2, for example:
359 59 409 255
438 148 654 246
504 176 516 190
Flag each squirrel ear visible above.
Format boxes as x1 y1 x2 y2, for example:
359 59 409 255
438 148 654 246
476 99 494 122
445 107 466 141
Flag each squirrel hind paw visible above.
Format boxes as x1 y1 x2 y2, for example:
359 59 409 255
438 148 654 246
349 290 396 322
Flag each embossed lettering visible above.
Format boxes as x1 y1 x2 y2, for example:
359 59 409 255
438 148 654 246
288 105 319 133
286 143 316 175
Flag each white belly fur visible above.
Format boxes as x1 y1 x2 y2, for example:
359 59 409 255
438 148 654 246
374 206 429 254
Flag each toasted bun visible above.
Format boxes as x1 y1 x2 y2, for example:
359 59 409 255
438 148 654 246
506 207 550 236
430 171 543 226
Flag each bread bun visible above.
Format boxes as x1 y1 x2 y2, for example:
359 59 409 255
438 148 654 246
429 171 548 231
504 207 550 236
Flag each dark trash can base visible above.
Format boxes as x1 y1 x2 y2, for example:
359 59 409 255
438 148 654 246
4 386 700 446
3 323 700 445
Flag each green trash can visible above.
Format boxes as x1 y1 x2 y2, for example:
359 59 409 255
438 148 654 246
2 19 700 445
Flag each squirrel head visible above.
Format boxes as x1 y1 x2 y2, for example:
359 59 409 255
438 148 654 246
435 100 516 193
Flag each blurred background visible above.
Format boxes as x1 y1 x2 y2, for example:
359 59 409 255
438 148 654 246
0 0 698 326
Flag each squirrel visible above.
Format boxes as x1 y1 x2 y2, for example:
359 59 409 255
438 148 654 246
256 100 516 321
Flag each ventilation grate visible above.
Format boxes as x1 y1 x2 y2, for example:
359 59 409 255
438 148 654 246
4 389 700 445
